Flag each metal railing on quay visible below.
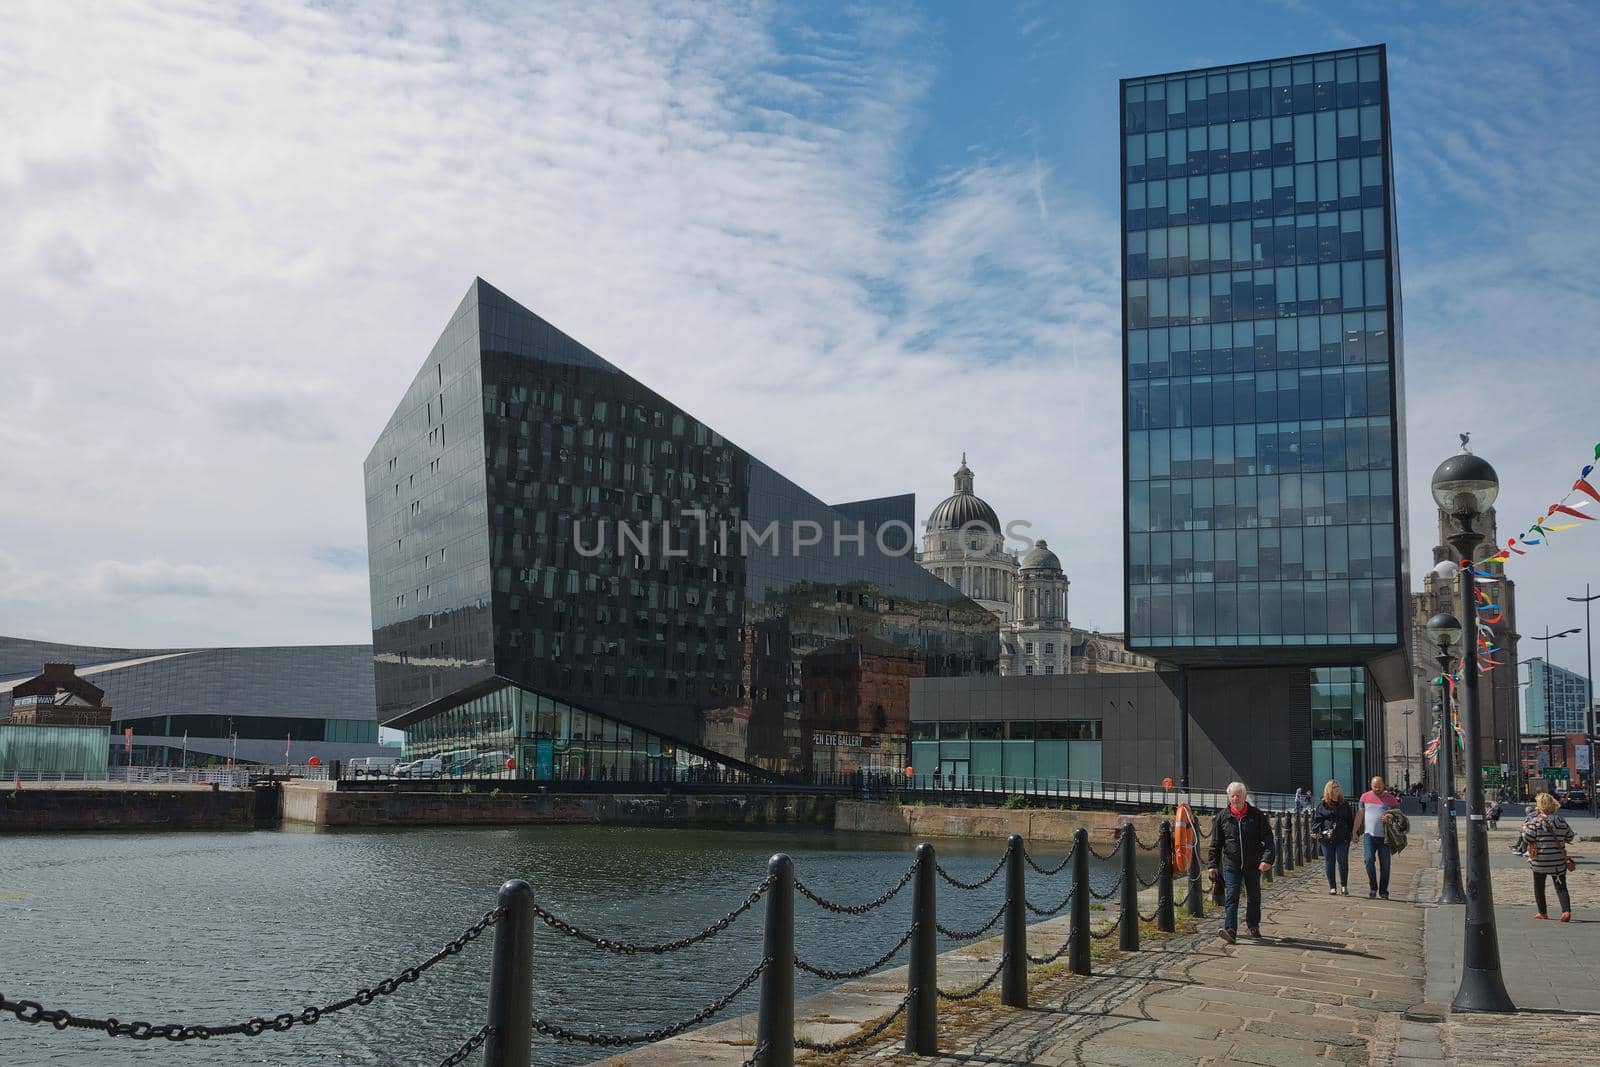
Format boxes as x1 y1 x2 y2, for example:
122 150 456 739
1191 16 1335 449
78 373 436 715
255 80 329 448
1 809 1313 1065
6 765 331 788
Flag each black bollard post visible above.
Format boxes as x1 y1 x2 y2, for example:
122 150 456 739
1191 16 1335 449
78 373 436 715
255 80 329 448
483 879 534 1067
906 843 938 1055
1295 812 1305 869
1119 822 1139 952
1069 826 1091 975
1264 813 1276 885
756 855 795 1067
1274 813 1286 878
1157 820 1175 932
1002 834 1027 1008
1283 812 1295 872
1186 820 1204 918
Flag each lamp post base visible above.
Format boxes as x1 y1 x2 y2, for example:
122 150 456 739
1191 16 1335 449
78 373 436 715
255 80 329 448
1452 959 1515 1013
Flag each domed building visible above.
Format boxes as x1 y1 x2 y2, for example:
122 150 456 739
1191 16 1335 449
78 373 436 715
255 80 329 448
1000 540 1071 675
917 455 1016 621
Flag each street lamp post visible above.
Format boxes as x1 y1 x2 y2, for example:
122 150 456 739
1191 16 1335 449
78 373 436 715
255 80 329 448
1427 610 1466 906
1402 705 1415 790
1566 584 1599 817
1431 448 1514 1013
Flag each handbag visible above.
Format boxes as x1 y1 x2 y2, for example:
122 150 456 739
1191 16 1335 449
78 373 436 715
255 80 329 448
1557 839 1577 873
1209 870 1225 905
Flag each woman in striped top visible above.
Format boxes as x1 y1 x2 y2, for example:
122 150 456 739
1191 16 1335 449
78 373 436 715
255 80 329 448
1519 792 1576 922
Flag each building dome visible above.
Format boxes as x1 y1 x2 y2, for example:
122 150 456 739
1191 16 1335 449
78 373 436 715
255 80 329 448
927 454 1001 533
1019 539 1062 572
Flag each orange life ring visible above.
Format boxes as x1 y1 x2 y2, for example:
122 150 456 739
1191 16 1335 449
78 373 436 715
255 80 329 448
1173 802 1197 873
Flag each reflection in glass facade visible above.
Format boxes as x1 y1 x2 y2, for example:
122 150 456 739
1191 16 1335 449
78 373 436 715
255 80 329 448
908 719 1104 790
366 279 999 772
395 679 738 780
1310 667 1367 797
1121 47 1408 658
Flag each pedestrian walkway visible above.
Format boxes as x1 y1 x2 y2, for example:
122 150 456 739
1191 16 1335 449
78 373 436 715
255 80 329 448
823 847 1428 1065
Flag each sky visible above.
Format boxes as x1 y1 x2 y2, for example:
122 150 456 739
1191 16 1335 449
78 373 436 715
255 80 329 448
3 0 1598 683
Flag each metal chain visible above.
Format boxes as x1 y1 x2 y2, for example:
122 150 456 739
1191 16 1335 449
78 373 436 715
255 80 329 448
794 991 911 1053
934 855 1007 891
1087 842 1121 861
1024 844 1076 877
1138 905 1160 923
1089 915 1123 940
531 957 768 1047
1174 885 1192 907
0 908 501 1043
1088 875 1124 901
1132 834 1160 852
530 877 771 954
1026 929 1076 966
936 955 1007 1001
740 1038 770 1066
438 1025 493 1066
1136 872 1161 890
936 902 1006 942
1025 884 1074 917
796 924 916 980
794 860 915 915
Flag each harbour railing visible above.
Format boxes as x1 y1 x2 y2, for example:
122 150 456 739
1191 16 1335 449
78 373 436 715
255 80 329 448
5 765 330 788
0 809 1319 1065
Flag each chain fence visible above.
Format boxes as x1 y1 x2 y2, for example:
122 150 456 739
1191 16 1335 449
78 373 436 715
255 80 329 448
936 902 1007 942
794 860 916 914
934 855 1007 891
936 955 1008 1001
794 991 912 1053
1025 883 1075 917
528 878 770 953
0 907 500 1045
530 957 769 1047
1023 844 1076 877
796 924 917 980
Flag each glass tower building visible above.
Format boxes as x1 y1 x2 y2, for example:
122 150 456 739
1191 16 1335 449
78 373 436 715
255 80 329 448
366 279 998 776
1523 657 1592 737
1120 47 1409 793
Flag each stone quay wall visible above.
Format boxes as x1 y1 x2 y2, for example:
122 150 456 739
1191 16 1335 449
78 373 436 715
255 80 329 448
0 785 255 833
282 781 837 830
836 799 1169 844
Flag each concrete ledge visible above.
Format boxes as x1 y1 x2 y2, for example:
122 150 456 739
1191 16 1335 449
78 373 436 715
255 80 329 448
281 782 836 830
0 785 254 832
836 800 1165 844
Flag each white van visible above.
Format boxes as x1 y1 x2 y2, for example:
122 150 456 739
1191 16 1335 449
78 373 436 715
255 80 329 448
394 757 443 778
348 756 401 777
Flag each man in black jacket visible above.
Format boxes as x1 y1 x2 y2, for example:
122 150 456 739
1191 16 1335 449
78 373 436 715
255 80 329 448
1207 780 1277 942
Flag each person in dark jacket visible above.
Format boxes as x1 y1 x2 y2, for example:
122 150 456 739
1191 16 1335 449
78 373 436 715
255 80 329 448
1207 780 1277 942
1310 779 1355 895
1521 792 1576 921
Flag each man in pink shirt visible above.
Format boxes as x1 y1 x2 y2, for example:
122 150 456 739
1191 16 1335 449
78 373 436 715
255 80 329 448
1353 775 1399 899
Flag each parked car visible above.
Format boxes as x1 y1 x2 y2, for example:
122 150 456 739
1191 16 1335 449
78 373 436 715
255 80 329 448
1561 790 1588 810
393 758 442 778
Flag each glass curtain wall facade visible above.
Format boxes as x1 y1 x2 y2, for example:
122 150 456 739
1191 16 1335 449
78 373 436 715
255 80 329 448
368 279 999 773
909 719 1104 789
1524 657 1592 735
1310 666 1367 796
1122 46 1407 657
397 680 741 780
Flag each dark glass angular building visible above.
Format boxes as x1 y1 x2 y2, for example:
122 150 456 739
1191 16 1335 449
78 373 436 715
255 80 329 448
365 279 997 776
1120 47 1410 793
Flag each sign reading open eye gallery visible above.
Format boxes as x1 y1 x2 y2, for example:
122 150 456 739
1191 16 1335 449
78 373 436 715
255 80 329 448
807 730 904 777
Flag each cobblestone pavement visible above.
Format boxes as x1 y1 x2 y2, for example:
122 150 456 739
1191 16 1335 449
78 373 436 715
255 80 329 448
1400 821 1600 1066
828 845 1427 1066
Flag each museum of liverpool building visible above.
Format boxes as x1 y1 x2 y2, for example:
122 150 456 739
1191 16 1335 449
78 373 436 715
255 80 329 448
0 634 385 767
366 279 999 779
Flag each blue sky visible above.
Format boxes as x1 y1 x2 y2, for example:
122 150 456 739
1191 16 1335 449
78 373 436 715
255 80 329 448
2 1 1597 683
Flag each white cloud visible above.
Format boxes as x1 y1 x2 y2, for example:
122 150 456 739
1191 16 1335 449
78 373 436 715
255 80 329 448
0 0 1127 645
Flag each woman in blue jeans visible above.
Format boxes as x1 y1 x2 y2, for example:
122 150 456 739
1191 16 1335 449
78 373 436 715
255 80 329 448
1310 780 1355 895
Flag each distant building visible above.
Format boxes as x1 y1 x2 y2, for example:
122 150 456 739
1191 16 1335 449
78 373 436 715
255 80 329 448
799 634 925 775
0 635 383 766
916 459 1155 678
1524 658 1592 737
0 662 112 775
366 279 998 777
